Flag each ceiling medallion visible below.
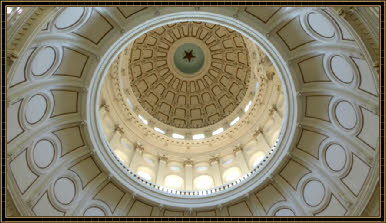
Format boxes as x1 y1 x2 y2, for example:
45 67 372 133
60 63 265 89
168 37 211 79
175 43 202 74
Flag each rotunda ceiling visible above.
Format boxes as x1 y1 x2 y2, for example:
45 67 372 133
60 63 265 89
96 20 285 196
128 22 251 129
100 21 283 161
5 6 380 217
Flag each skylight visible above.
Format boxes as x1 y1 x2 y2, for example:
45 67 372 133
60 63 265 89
230 117 240 126
193 134 205 140
172 133 184 139
212 128 224 136
244 100 252 112
138 115 148 125
154 127 165 134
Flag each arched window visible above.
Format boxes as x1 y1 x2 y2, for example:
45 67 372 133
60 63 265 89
164 175 184 189
114 150 129 165
136 167 152 181
223 167 242 182
120 138 132 150
251 151 266 168
194 175 214 189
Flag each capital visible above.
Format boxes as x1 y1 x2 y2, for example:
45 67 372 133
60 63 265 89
253 129 263 137
102 104 110 112
233 145 243 153
184 159 193 166
135 143 144 152
268 105 277 116
159 156 168 163
115 126 124 134
209 157 219 164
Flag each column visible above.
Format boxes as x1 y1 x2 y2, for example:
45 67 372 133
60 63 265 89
99 104 110 120
184 160 193 191
109 126 124 146
209 157 223 186
253 129 271 151
273 111 282 129
156 157 167 185
128 144 144 170
242 149 253 170
270 106 282 127
233 146 249 174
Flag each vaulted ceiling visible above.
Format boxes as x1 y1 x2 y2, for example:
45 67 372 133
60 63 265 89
6 6 380 217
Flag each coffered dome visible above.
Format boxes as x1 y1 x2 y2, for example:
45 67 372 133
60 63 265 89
128 22 251 129
98 21 284 195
